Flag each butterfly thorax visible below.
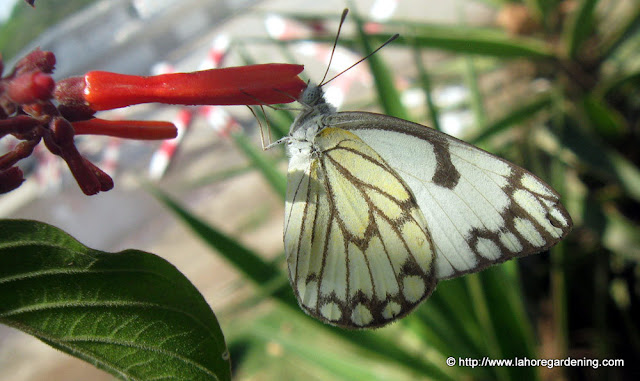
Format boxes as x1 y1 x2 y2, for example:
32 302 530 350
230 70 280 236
286 84 336 160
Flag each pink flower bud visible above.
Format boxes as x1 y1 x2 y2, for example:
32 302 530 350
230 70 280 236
7 71 55 104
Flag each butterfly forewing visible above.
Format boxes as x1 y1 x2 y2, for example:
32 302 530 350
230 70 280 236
327 112 573 280
284 127 437 328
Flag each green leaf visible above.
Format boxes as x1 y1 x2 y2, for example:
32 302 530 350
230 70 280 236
598 4 640 60
464 274 508 381
464 57 487 126
581 95 627 139
478 267 539 381
412 47 442 131
473 0 508 8
603 205 640 262
564 0 600 59
414 281 488 365
233 40 258 65
0 219 230 381
389 24 554 58
249 26 554 60
597 68 640 97
550 115 640 203
249 106 295 141
249 320 392 381
182 164 256 190
468 93 554 144
549 159 570 360
146 186 283 287
231 131 288 201
150 187 456 380
350 8 410 120
526 0 561 27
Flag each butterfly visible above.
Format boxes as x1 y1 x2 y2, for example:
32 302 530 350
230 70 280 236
275 15 572 330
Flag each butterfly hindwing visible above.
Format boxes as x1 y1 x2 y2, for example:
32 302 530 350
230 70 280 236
284 127 437 328
327 112 573 280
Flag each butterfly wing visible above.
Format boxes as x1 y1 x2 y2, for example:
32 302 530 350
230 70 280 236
328 112 573 280
284 127 437 328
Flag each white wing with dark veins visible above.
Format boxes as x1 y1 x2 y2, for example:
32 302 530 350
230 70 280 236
329 111 573 280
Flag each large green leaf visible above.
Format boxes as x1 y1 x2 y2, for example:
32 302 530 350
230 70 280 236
0 219 230 381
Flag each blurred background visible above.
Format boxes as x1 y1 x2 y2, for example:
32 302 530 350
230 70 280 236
1 0 639 380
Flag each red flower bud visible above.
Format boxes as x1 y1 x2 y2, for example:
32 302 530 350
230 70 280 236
0 138 39 170
0 167 25 194
47 116 103 195
83 158 114 192
12 48 55 75
50 116 75 146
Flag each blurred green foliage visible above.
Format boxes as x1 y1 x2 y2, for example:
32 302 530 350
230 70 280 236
0 0 96 62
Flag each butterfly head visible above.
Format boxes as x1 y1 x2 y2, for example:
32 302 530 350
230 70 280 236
299 83 327 106
288 83 336 136
299 83 336 113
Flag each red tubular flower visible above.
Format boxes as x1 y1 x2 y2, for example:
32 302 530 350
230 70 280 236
83 64 306 111
72 118 177 140
2 45 307 195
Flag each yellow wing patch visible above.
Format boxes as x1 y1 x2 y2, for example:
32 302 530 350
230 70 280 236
284 127 437 328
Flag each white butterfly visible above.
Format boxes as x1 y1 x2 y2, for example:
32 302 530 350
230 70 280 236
275 81 573 329
268 6 572 328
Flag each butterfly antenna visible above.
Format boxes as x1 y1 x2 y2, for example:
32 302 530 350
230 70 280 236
321 33 399 87
319 8 349 86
